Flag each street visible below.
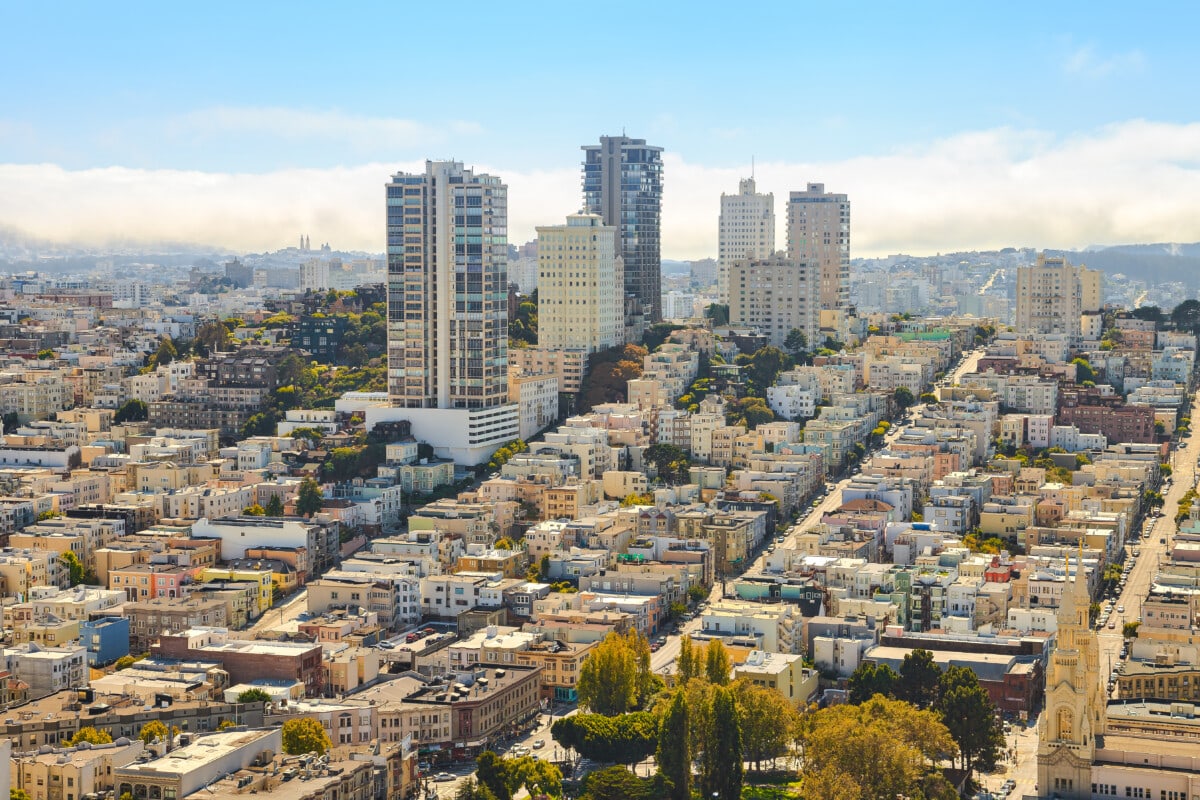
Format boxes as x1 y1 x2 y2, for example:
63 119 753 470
247 586 309 637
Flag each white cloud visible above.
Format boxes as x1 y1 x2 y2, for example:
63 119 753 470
1063 45 1145 78
3 120 1200 259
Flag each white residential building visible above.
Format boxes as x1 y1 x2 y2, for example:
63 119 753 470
718 177 774 304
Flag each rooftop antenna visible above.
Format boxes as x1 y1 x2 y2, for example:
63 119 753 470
751 155 755 179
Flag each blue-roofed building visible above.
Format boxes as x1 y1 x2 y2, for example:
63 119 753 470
80 616 130 666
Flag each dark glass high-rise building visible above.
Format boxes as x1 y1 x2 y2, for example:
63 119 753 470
582 135 664 323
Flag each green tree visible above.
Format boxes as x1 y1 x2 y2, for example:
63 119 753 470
114 399 149 423
897 648 943 709
37 348 56 360
114 653 145 670
237 688 272 704
138 720 177 744
295 477 324 517
1171 299 1200 333
935 666 1004 778
687 584 707 604
799 694 956 800
738 346 792 394
732 678 799 770
264 494 285 516
676 635 700 683
550 713 659 765
68 726 113 745
579 766 665 800
511 756 562 799
893 385 915 410
576 635 635 714
704 638 731 685
243 504 266 516
1071 357 1096 384
731 396 775 429
701 686 742 800
59 550 87 586
1130 305 1164 324
784 327 809 362
12 789 32 800
281 717 330 755
152 337 178 367
704 303 730 327
1123 621 1141 638
644 443 691 485
847 661 898 704
475 751 517 800
453 780 499 800
1 412 18 434
657 691 690 800
194 319 232 355
240 410 280 438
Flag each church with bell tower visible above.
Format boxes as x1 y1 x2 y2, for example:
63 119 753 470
1037 548 1106 798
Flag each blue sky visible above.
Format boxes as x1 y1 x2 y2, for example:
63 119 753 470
2 1 1199 257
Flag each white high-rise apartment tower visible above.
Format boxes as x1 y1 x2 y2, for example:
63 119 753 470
718 177 774 304
367 161 518 465
1015 252 1102 341
786 183 850 312
537 213 624 354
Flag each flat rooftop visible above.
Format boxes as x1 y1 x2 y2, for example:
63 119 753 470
117 729 276 777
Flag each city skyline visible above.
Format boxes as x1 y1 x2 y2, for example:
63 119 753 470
3 3 1200 258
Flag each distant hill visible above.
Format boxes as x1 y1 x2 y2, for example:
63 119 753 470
1046 242 1200 287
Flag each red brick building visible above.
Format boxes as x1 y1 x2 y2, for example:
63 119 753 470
152 627 324 696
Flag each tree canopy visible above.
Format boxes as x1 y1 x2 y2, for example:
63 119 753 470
550 712 658 764
281 717 330 755
657 691 690 800
576 630 659 714
798 694 956 800
69 726 113 746
578 766 669 800
295 477 324 517
897 648 943 709
114 399 149 423
138 720 177 745
935 666 1005 778
847 661 898 704
644 443 691 485
700 686 743 800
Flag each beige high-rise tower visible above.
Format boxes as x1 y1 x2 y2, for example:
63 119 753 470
1015 253 1103 342
537 213 624 354
718 177 774 305
728 253 816 349
786 182 850 312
